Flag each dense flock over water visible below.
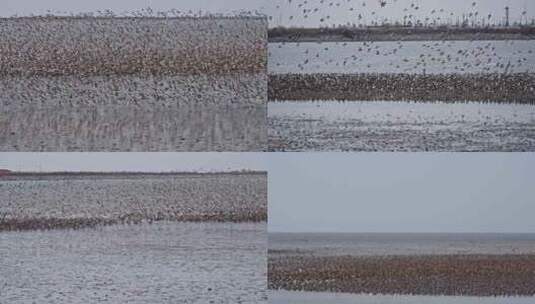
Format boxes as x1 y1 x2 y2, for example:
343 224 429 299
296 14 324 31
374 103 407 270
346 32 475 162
0 173 267 230
0 16 268 151
269 233 535 298
267 38 535 151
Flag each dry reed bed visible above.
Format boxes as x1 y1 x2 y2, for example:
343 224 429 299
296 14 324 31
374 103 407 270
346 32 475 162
0 172 267 231
268 254 535 296
269 73 535 103
0 17 267 76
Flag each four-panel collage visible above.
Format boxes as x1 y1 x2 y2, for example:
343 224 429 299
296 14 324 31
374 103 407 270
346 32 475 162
1 0 534 303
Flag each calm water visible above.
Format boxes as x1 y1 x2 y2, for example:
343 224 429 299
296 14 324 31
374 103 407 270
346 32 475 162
269 232 535 256
268 100 535 151
1 222 267 303
269 290 535 304
269 40 535 74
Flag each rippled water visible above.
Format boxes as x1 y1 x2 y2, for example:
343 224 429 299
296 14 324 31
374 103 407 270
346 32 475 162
1 222 267 303
269 40 535 74
269 290 535 304
268 100 535 151
269 232 535 256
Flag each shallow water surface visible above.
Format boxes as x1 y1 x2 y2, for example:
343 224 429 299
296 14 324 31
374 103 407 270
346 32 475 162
269 232 535 256
1 222 267 303
268 100 535 151
269 40 535 74
269 290 535 304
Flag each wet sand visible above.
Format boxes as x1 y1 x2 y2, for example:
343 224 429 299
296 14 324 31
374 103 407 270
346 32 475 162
0 172 267 231
269 73 535 103
269 254 535 296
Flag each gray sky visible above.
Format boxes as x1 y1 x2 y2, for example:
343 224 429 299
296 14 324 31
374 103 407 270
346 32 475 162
268 153 535 233
0 153 267 172
2 0 533 28
267 0 534 27
0 0 267 16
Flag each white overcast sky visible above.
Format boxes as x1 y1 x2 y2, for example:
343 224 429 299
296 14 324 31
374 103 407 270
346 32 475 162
268 153 535 234
1 0 533 27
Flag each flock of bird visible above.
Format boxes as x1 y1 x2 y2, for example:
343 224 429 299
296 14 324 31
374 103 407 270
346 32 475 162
1 94 267 151
0 12 267 107
5 8 267 19
1 74 266 107
267 1 534 75
0 12 268 151
0 173 267 231
270 0 531 28
0 14 266 77
266 1 535 153
270 39 535 74
269 254 535 296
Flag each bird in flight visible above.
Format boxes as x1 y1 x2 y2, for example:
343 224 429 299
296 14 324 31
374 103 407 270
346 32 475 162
379 0 387 7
